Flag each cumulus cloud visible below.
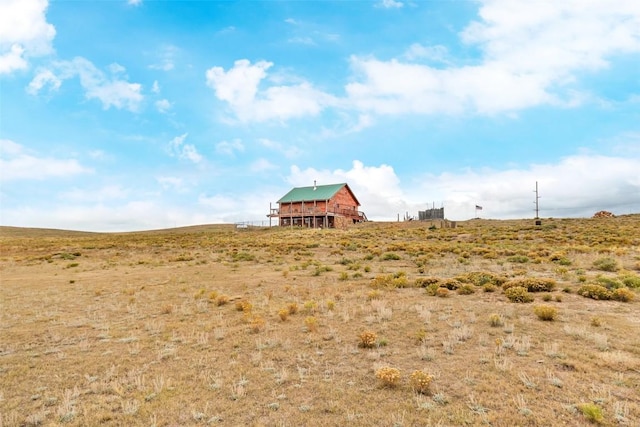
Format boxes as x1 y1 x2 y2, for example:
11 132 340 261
205 2 640 124
201 2 640 125
205 59 336 122
4 153 635 231
287 160 407 220
347 0 640 116
0 45 28 74
0 139 92 181
417 154 640 219
169 133 203 164
285 154 640 221
27 57 144 111
0 0 56 74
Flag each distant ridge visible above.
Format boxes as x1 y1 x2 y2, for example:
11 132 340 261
2 214 638 238
0 224 235 238
0 226 101 238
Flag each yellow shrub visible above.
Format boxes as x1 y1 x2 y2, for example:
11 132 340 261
533 305 558 321
612 287 634 302
375 366 401 387
359 331 377 348
409 370 433 394
235 300 252 313
249 316 265 333
277 308 289 321
304 316 318 332
287 302 299 315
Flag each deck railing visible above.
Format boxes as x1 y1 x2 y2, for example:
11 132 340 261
269 207 366 219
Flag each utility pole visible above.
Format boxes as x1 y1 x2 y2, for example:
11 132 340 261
534 181 541 221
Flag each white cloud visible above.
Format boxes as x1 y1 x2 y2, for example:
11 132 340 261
128 0 143 6
287 160 406 220
180 145 202 164
285 154 640 221
71 58 143 111
346 57 552 115
151 80 160 93
416 154 640 219
169 133 202 164
205 59 336 122
461 0 640 74
0 44 28 74
403 43 449 63
346 114 373 133
0 0 56 74
205 2 640 122
27 57 144 111
207 59 271 109
26 67 61 94
377 0 403 9
0 139 92 182
0 139 24 156
216 139 244 156
347 0 640 116
155 98 171 113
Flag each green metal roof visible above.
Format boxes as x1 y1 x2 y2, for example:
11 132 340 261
278 183 357 204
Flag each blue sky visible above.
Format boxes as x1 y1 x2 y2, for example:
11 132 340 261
1 0 639 231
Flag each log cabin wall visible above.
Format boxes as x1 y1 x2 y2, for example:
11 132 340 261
271 183 365 228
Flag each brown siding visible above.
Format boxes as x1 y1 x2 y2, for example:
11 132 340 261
329 186 359 210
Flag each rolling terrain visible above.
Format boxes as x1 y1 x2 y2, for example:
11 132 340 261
1 216 639 426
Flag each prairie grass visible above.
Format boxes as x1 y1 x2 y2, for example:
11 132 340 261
1 216 639 426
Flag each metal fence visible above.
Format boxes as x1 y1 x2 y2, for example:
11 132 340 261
418 208 445 220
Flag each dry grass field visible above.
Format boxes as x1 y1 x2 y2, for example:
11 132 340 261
1 216 639 426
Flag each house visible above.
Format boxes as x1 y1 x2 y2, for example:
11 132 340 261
269 182 367 228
